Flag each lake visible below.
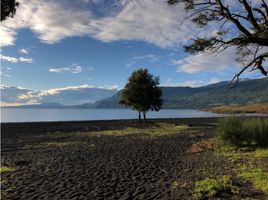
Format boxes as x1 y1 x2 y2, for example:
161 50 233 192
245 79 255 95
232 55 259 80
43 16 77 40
0 108 265 123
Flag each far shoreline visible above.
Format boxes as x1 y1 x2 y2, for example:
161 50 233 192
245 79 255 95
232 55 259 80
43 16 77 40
1 117 221 126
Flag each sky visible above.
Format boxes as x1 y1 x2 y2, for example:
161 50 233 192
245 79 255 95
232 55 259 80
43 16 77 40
0 0 265 105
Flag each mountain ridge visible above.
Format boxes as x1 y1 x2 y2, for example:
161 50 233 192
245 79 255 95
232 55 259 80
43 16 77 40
90 78 268 109
3 78 267 109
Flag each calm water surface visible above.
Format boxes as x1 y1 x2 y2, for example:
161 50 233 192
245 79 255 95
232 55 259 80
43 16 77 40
1 108 265 123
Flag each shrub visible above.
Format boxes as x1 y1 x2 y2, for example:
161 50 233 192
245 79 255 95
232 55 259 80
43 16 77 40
217 117 245 146
194 176 237 198
217 117 268 147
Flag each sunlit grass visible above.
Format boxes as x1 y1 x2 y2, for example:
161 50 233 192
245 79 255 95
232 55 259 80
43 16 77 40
239 168 268 195
171 180 187 190
210 136 268 195
254 149 268 158
205 103 268 114
23 141 92 149
0 167 15 173
194 176 237 198
45 142 72 147
83 123 189 137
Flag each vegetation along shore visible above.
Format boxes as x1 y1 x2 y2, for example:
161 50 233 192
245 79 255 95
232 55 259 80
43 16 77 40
205 103 268 114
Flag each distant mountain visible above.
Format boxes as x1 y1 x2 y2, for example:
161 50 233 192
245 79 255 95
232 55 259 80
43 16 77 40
86 78 268 109
1 85 118 106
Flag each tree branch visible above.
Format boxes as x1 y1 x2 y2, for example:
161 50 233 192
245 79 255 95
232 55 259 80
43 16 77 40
242 0 261 30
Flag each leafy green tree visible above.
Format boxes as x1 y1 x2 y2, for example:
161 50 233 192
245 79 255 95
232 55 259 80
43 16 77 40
168 0 268 86
120 69 162 122
1 0 19 22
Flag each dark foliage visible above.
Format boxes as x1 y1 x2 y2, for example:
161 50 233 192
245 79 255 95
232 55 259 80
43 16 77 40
1 0 19 21
218 117 268 147
120 69 162 122
168 0 268 85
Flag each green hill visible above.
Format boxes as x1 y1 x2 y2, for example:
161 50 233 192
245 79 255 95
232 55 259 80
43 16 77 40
85 78 268 109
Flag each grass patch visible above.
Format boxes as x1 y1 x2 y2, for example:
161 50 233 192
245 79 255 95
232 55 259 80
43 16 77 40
45 142 72 147
171 181 180 190
23 141 91 149
84 123 189 137
171 180 187 190
217 117 268 147
239 168 268 194
254 149 268 158
213 136 268 195
144 123 189 137
194 176 237 198
0 167 15 173
89 127 139 136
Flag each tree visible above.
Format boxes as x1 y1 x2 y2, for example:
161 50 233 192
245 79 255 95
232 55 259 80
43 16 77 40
1 0 19 22
120 69 162 123
168 0 268 87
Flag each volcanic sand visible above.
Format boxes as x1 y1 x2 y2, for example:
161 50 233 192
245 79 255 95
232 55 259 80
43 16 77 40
1 118 264 199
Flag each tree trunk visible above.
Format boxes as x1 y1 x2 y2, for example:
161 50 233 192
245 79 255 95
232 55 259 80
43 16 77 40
143 112 147 122
138 111 141 123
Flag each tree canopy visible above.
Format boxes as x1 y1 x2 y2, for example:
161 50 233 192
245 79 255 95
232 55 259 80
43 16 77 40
1 0 19 22
120 69 162 122
168 0 268 86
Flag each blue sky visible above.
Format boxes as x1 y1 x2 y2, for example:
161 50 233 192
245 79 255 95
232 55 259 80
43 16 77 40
0 0 265 105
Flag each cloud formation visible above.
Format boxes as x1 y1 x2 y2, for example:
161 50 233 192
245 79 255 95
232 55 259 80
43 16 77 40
49 65 82 74
162 78 221 88
0 0 244 75
48 64 93 73
126 54 159 68
0 67 12 78
0 0 213 48
18 48 29 54
1 84 117 105
172 48 237 74
0 54 33 63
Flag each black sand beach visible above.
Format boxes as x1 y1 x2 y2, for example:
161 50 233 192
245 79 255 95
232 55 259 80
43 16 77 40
1 118 266 199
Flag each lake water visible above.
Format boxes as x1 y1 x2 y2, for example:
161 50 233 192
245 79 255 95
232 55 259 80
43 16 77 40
0 108 265 123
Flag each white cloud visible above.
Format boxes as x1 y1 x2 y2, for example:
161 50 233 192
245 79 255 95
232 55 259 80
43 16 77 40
0 0 214 48
0 26 17 46
48 64 92 74
19 57 33 63
208 78 220 84
126 54 159 68
1 84 118 105
162 78 221 88
162 80 204 88
174 48 237 74
0 85 34 104
0 0 92 46
18 48 29 54
132 54 159 62
0 54 33 63
101 85 119 90
0 0 247 75
0 55 18 63
0 67 12 78
37 84 97 96
87 1 202 48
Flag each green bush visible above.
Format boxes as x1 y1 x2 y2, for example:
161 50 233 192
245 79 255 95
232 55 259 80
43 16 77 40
217 117 268 147
194 176 237 198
